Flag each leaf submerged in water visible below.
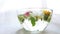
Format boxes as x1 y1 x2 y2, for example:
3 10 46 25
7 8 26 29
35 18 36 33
47 16 51 22
44 15 48 21
18 15 24 24
29 17 36 26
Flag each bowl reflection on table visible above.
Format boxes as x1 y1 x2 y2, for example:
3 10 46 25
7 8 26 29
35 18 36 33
16 28 58 34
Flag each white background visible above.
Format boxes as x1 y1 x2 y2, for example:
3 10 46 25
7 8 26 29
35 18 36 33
0 0 60 14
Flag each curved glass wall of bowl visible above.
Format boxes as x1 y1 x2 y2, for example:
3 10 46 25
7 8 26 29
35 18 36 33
17 8 53 32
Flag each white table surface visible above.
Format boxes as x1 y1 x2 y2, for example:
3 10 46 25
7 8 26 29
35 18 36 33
0 10 60 34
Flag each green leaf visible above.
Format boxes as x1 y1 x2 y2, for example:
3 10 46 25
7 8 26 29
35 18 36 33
44 14 52 22
44 15 49 21
18 15 24 24
30 17 36 26
47 16 51 22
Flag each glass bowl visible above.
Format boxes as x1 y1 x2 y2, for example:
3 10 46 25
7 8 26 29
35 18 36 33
16 8 53 34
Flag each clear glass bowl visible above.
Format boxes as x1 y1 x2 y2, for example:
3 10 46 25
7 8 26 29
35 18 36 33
17 8 53 34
